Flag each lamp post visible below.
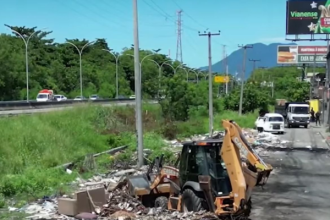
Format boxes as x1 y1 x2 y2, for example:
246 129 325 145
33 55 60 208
9 28 47 101
161 62 176 74
189 70 200 83
126 53 155 83
66 41 95 98
147 59 162 98
102 49 120 98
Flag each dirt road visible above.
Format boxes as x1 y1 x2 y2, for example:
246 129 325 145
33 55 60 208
250 126 330 220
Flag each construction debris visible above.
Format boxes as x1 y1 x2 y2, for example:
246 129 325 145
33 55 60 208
5 129 287 220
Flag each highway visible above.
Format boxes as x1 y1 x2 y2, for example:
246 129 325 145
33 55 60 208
251 126 330 220
0 100 158 116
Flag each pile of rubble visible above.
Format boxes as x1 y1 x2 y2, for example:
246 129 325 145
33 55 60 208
164 129 289 155
6 166 220 220
4 129 288 219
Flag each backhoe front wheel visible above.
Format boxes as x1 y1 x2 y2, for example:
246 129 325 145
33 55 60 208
182 189 202 212
155 196 168 209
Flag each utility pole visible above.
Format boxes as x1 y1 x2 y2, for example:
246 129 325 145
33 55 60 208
176 10 183 62
222 45 229 94
238 44 253 116
310 51 316 100
133 0 143 168
226 56 229 94
326 38 330 126
258 66 267 80
199 31 220 136
249 59 260 80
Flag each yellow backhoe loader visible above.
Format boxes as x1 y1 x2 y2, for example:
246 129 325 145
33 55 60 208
165 120 273 219
126 120 273 219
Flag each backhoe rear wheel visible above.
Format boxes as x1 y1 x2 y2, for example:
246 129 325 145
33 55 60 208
244 198 252 217
155 196 168 209
182 189 202 212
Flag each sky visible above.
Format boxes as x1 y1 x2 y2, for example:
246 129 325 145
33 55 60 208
0 0 328 68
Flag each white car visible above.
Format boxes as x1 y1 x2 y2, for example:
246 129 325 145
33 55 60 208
54 95 67 101
89 94 99 100
255 113 285 134
129 95 136 99
74 96 86 101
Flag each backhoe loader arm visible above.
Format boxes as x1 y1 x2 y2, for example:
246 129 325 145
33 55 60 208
222 120 273 185
220 125 247 212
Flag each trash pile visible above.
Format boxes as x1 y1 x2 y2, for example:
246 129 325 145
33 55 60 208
4 128 289 220
164 129 289 155
7 166 220 220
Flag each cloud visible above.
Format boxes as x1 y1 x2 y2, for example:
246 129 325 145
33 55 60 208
258 37 287 43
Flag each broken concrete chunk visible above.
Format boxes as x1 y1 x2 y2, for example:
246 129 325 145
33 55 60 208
75 212 98 219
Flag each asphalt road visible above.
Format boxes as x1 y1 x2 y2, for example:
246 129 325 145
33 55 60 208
0 100 158 116
251 126 330 220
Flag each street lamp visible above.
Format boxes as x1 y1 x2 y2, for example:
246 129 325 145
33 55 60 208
174 63 186 73
9 28 47 101
147 59 162 98
66 41 95 98
189 69 200 83
102 49 120 98
161 62 176 74
126 53 155 83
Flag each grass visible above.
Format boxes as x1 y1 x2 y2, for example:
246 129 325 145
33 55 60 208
0 103 257 205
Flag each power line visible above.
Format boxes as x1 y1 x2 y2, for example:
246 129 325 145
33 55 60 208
176 10 183 62
238 44 253 116
170 0 209 29
199 30 221 136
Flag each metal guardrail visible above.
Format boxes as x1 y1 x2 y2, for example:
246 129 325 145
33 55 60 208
0 98 136 111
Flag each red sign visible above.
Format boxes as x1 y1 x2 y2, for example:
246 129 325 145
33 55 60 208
321 18 330 27
298 46 328 54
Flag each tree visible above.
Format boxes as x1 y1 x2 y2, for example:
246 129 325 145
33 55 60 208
224 83 270 113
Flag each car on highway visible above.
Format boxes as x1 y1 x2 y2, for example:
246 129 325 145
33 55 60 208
54 95 67 101
255 113 285 134
89 94 99 100
73 96 86 101
129 95 136 99
117 95 127 99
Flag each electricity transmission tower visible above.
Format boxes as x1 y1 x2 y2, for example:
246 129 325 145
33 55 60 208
176 10 183 62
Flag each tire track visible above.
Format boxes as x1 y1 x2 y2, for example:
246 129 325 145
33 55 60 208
308 127 317 149
288 127 296 149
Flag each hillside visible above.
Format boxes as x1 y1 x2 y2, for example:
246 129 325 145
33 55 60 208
200 43 297 79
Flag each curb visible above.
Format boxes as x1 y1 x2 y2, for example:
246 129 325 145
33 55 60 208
315 128 330 150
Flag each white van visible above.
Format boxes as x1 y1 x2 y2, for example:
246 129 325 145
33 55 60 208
263 113 285 134
255 113 285 134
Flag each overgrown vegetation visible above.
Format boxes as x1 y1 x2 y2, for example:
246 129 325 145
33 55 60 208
0 25 307 206
0 104 257 201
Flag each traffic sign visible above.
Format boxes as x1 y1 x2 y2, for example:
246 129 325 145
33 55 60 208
214 76 229 83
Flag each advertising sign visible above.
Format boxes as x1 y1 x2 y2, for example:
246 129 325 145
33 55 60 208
277 45 327 63
286 0 330 34
214 76 229 83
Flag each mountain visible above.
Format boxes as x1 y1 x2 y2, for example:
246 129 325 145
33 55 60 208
199 42 297 79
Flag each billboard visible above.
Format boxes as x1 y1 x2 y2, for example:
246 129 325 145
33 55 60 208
286 0 330 34
277 45 327 63
214 76 229 83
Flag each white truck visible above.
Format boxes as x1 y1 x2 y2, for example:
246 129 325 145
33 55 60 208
285 102 310 128
36 89 55 102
